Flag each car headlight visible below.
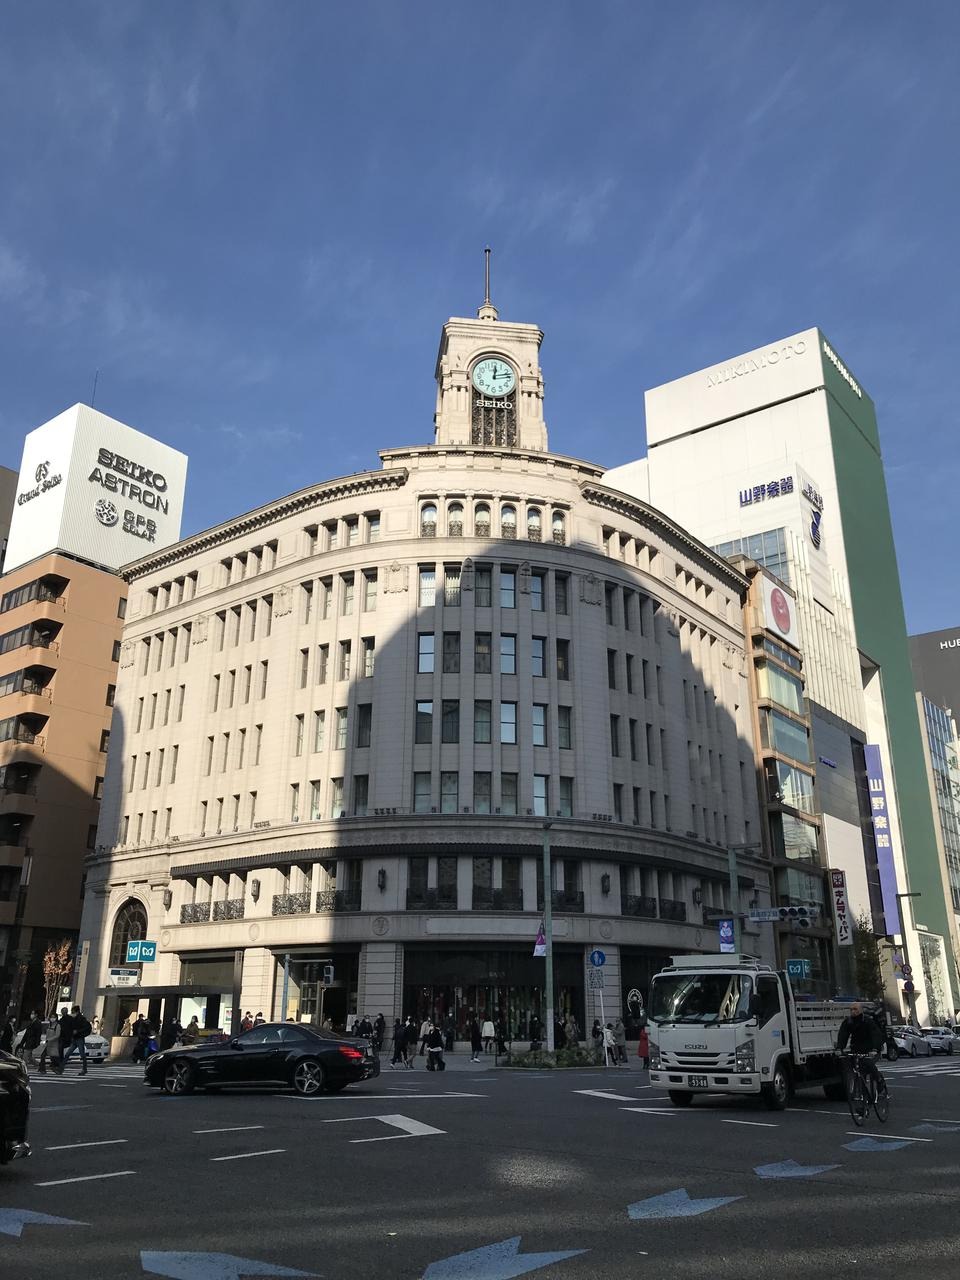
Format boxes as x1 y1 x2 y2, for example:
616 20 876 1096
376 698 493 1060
735 1038 755 1073
648 1040 661 1069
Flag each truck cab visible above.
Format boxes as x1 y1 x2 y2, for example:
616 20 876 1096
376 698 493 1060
647 954 848 1110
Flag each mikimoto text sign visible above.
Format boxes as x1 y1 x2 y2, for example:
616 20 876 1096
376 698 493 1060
4 404 187 574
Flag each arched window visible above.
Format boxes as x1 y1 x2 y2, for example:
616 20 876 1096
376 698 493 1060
109 898 147 967
420 503 438 537
475 503 491 538
552 510 566 545
447 503 464 537
501 505 517 539
527 507 542 541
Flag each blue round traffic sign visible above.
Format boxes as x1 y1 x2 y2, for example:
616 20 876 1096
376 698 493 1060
589 949 606 967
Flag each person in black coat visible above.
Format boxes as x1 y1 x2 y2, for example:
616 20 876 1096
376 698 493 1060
469 1016 482 1062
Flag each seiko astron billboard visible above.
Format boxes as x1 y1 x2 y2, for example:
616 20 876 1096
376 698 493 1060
4 404 187 573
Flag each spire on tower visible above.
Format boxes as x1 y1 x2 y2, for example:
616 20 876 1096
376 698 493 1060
477 245 499 321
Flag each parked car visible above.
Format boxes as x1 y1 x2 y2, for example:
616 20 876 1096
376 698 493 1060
921 1027 958 1055
144 1022 380 1096
892 1026 933 1057
0 1050 31 1164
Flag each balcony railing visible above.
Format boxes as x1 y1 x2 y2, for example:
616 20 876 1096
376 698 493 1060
0 726 43 746
212 898 245 921
537 890 585 913
448 521 463 537
406 888 457 911
0 782 37 797
272 891 311 917
658 898 688 922
552 529 566 545
20 686 51 700
472 888 524 912
623 894 657 919
315 889 361 913
28 634 59 652
180 902 211 924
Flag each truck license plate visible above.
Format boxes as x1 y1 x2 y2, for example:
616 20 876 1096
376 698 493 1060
687 1075 709 1088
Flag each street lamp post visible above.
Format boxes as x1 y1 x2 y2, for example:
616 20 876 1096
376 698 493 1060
542 822 554 1053
895 892 921 1027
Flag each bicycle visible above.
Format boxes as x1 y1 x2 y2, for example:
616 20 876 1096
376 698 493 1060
842 1052 889 1126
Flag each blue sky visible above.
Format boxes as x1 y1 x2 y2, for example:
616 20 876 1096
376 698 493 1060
0 2 956 632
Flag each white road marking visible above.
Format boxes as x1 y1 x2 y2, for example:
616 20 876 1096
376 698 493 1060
574 1089 639 1102
284 1091 484 1101
194 1125 266 1135
210 1149 287 1162
619 1106 684 1115
36 1171 136 1187
325 1114 445 1142
45 1139 128 1151
721 1119 779 1128
96 1084 128 1089
32 1105 92 1113
845 1131 932 1142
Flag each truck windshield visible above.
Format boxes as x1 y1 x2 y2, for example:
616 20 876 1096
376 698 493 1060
650 973 754 1025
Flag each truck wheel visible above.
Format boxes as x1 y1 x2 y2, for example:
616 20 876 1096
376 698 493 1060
762 1062 790 1110
823 1081 847 1101
668 1090 693 1107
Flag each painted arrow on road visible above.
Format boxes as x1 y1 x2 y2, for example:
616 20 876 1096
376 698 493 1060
0 1209 86 1239
422 1236 585 1279
627 1189 743 1220
843 1137 912 1152
754 1160 840 1179
141 1252 316 1279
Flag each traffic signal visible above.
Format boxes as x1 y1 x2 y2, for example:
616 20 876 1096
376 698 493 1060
778 906 816 928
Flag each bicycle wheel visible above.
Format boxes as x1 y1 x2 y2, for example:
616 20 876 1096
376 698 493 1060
873 1076 889 1124
846 1071 867 1126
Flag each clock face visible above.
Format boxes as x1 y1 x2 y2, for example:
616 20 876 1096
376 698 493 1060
473 358 516 396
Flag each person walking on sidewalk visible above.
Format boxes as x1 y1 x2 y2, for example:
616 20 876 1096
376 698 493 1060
481 1016 496 1054
60 1005 91 1074
417 1015 432 1057
470 1016 483 1062
18 1012 43 1066
603 1023 618 1067
613 1017 627 1065
389 1019 405 1069
404 1017 419 1068
37 1013 62 1074
425 1024 445 1071
637 1024 650 1070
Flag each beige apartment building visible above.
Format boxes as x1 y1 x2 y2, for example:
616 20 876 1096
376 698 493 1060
0 553 126 1013
78 293 775 1041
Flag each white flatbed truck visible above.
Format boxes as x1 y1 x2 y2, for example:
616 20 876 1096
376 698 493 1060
648 954 850 1110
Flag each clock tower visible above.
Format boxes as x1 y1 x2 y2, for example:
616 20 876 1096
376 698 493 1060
433 251 547 451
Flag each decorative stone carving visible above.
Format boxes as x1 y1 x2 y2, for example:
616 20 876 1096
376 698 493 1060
385 562 409 593
119 640 136 669
519 561 531 594
372 916 390 936
273 584 293 617
461 558 474 592
248 924 261 942
192 614 208 644
160 929 172 947
579 573 602 606
599 919 613 940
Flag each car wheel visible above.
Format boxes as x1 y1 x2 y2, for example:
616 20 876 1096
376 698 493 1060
667 1090 693 1107
762 1062 790 1111
161 1060 196 1096
293 1058 325 1097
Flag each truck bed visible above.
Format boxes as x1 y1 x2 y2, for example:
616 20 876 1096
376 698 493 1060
793 1001 847 1058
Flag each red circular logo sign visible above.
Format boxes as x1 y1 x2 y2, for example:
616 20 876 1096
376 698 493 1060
770 586 791 634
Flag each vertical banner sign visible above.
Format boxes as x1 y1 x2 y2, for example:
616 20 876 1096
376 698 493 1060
533 920 546 958
830 869 853 947
717 918 735 953
863 744 901 935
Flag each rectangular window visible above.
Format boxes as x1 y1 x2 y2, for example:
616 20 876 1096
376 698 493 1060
262 597 273 638
531 636 546 677
254 724 263 766
500 634 516 675
440 771 459 813
558 705 572 749
501 772 518 815
417 633 435 673
442 631 460 674
356 703 372 749
259 660 269 698
500 568 516 608
330 777 345 817
313 710 326 752
142 751 150 789
444 564 461 606
249 790 257 825
367 514 380 542
353 774 369 816
135 697 144 732
148 692 157 729
320 577 333 620
128 756 137 793
231 794 240 830
362 637 375 677
299 649 309 689
625 654 634 694
555 574 569 615
335 707 348 750
93 774 104 800
241 666 251 704
500 701 517 745
531 571 545 611
118 597 127 619
294 714 305 757
473 771 492 814
607 649 617 689
346 518 359 546
532 704 547 747
441 699 460 744
474 700 492 744
325 520 338 550
558 776 573 818
237 729 246 769
556 638 570 680
170 745 179 784
757 663 805 716
310 780 323 821
155 749 165 786
418 567 436 607
474 632 492 674
610 714 621 757
475 567 492 607
362 570 377 612
317 645 329 685
161 688 171 725
533 774 548 817
220 733 230 772
415 700 433 743
105 683 116 708
112 639 122 663
629 718 638 761
613 782 623 823
338 640 351 681
760 708 810 762
605 583 616 625
301 581 314 624
340 573 354 615
97 728 109 752
413 772 431 813
290 783 300 821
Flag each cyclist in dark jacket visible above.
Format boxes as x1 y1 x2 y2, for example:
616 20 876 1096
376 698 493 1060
837 1003 883 1092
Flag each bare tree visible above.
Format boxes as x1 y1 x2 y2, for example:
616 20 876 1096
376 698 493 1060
42 939 74 1020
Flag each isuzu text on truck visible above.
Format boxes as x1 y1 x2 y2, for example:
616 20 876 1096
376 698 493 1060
648 954 851 1110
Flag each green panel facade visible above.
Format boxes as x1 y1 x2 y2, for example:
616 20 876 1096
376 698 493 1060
819 330 959 1004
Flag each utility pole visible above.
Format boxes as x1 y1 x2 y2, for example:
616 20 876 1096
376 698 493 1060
542 822 554 1052
895 892 921 1027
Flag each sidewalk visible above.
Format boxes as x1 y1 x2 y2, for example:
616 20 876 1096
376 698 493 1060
383 1051 647 1074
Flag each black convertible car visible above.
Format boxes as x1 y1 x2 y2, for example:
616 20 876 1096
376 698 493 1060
0 1050 31 1164
144 1022 379 1096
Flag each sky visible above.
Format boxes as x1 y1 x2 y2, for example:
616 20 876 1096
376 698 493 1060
0 2 956 632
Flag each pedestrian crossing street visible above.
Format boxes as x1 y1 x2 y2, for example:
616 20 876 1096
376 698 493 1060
27 1061 145 1086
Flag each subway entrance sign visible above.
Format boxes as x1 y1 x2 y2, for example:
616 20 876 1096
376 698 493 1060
786 958 811 980
126 939 158 964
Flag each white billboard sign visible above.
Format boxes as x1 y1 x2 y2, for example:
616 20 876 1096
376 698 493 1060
5 404 187 573
758 574 799 649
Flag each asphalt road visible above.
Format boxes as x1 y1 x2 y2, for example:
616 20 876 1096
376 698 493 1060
4 1054 960 1279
